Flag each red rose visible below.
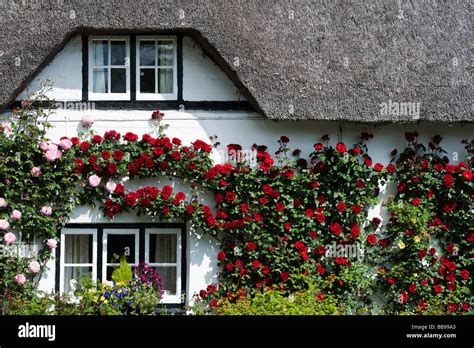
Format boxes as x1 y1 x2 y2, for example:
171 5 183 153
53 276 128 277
387 277 395 285
352 205 363 214
443 174 453 188
330 223 342 236
276 202 285 212
225 263 233 271
279 272 289 282
171 150 181 161
367 234 377 245
199 290 207 299
350 224 360 237
185 205 195 215
374 163 383 172
417 300 428 311
412 198 421 206
112 150 124 161
115 184 125 194
408 283 417 293
101 150 110 160
262 265 270 275
434 285 443 294
313 143 324 151
214 193 224 203
124 132 138 142
364 157 372 167
460 270 469 280
71 137 80 145
461 302 470 311
280 135 289 144
335 142 346 153
316 213 326 223
386 164 396 173
447 303 458 313
336 202 346 212
309 231 318 239
463 170 472 181
246 242 257 252
252 260 261 269
217 251 226 261
225 191 236 202
79 141 90 152
92 135 103 143
355 179 365 188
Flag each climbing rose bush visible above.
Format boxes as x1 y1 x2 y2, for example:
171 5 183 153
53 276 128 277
1 93 472 315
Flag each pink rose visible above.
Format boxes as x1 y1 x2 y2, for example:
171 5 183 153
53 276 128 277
1 121 12 134
81 115 94 127
30 167 42 177
89 175 101 187
28 261 41 273
46 239 57 249
0 219 9 230
14 274 26 285
11 210 21 220
3 232 16 245
0 197 6 207
60 138 73 150
105 180 117 193
47 143 58 151
45 149 62 162
41 206 53 216
39 142 49 152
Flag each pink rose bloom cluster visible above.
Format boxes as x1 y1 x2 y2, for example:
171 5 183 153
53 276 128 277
46 238 57 249
28 261 41 273
89 174 101 187
0 121 12 135
11 209 21 220
3 232 16 245
81 115 94 127
105 180 117 193
14 274 26 285
40 142 62 162
41 206 53 216
0 219 9 230
30 166 42 177
0 197 6 207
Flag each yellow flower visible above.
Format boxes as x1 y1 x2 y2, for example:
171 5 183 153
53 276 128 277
100 296 105 302
398 241 406 249
103 300 108 304
414 236 421 243
92 296 98 303
413 273 418 278
411 217 417 224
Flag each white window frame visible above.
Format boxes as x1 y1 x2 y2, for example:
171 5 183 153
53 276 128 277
60 228 97 294
145 228 182 304
88 35 131 101
102 228 139 283
136 35 178 100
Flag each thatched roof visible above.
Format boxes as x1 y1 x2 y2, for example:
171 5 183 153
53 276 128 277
0 0 471 122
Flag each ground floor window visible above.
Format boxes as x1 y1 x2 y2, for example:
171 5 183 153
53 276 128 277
58 223 185 304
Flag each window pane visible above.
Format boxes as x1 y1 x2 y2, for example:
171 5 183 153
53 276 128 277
157 41 173 66
111 68 126 93
65 234 92 263
158 68 173 93
149 234 177 263
139 40 156 66
64 266 92 293
91 40 108 65
111 41 126 65
92 68 108 93
140 68 155 93
154 267 176 295
106 233 135 263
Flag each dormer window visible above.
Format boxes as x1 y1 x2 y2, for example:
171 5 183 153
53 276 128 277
87 35 176 101
136 36 177 100
88 36 130 100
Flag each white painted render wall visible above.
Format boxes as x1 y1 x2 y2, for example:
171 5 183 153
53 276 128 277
17 35 83 101
16 35 244 102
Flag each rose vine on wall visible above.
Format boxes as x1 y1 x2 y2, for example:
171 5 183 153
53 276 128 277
0 95 472 314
